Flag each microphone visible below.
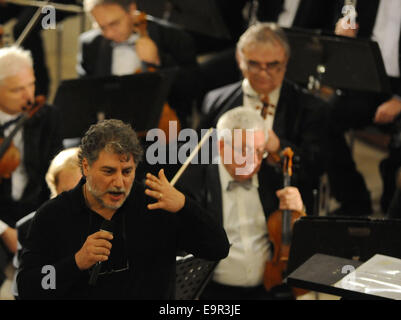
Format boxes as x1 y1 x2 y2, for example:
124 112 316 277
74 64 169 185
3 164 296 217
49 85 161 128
88 220 114 286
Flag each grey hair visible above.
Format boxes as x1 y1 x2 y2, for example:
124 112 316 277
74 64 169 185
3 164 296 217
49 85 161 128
46 147 80 199
83 0 135 12
78 119 143 173
216 107 267 143
236 22 290 68
0 46 33 83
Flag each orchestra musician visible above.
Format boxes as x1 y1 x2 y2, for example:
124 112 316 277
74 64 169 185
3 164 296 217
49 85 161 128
200 22 328 214
178 107 305 300
0 46 62 289
16 119 229 299
327 0 401 215
77 0 201 128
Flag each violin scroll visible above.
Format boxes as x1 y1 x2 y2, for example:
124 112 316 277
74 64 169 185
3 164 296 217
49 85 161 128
132 10 148 37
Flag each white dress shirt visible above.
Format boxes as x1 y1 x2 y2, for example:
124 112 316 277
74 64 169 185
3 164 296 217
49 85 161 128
111 34 142 76
213 161 271 287
0 110 28 201
371 0 401 78
277 0 301 28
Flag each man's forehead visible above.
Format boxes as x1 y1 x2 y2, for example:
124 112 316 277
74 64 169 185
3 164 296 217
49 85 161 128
93 149 135 164
243 42 286 58
231 129 265 145
2 68 35 87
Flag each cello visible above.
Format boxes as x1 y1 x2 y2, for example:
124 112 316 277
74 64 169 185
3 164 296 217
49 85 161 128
131 10 181 143
264 147 306 295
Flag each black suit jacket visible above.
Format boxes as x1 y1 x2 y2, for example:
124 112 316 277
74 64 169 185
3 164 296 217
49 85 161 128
199 79 328 213
0 105 63 226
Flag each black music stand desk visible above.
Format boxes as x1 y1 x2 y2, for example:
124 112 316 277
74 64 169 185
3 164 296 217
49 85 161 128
175 254 218 300
284 28 391 94
287 253 401 300
53 70 176 140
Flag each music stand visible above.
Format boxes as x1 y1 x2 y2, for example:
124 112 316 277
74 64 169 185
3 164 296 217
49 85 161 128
287 253 374 299
287 216 401 276
53 70 177 140
283 28 391 94
175 254 218 300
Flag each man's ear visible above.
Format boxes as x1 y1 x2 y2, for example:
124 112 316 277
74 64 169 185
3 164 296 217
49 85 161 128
82 158 89 177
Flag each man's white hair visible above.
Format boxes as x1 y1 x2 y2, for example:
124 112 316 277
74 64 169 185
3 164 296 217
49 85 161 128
46 147 80 198
216 106 267 143
83 0 133 13
236 22 290 72
0 46 33 83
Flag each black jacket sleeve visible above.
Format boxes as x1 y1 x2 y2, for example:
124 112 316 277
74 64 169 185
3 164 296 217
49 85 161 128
175 196 229 261
16 201 86 300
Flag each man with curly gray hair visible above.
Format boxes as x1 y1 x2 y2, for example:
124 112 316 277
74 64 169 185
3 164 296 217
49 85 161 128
17 119 229 299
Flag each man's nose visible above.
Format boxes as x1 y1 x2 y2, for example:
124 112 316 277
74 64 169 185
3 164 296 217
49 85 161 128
113 171 124 188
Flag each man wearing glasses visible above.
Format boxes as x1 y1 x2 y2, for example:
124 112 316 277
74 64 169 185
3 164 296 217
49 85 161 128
200 23 328 214
178 107 305 300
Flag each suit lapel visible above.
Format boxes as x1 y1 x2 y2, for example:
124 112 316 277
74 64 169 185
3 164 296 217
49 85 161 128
97 39 113 76
205 163 223 226
272 82 289 138
213 86 243 127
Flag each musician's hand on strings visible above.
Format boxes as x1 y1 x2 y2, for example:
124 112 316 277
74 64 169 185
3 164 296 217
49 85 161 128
136 36 160 67
265 129 280 154
276 186 304 212
374 97 401 124
145 169 185 213
335 17 359 38
1 226 17 254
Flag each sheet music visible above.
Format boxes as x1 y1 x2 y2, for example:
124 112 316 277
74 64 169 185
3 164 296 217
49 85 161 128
334 254 401 300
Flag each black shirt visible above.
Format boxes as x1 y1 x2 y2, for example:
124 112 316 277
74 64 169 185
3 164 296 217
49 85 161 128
17 178 229 299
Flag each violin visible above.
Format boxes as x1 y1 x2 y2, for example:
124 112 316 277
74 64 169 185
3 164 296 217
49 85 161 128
0 25 4 47
263 147 306 296
132 10 181 143
0 95 45 180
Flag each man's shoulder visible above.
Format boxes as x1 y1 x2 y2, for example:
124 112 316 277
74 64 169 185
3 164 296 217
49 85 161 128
202 81 242 114
32 189 79 225
205 81 242 100
79 28 104 45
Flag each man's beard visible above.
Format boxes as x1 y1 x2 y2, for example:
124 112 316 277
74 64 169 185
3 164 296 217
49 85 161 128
86 177 132 211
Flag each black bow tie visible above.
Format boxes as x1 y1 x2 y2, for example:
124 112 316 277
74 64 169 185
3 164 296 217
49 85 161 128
226 179 253 191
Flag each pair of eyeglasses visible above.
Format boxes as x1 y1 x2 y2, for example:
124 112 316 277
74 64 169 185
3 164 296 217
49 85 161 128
246 59 286 73
230 143 268 159
98 260 130 276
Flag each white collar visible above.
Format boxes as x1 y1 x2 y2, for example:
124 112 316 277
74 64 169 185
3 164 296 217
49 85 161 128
242 78 281 108
111 33 140 47
217 156 259 191
0 109 21 125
